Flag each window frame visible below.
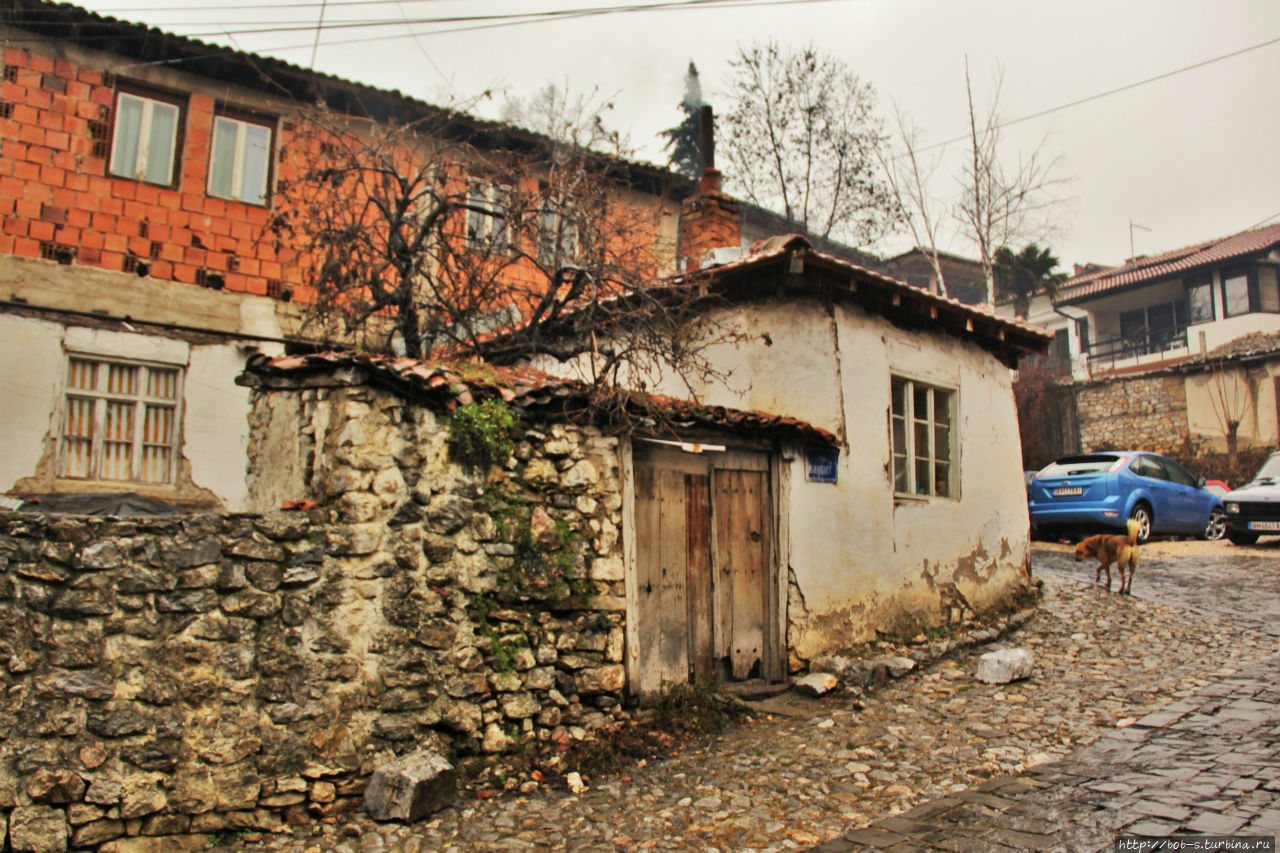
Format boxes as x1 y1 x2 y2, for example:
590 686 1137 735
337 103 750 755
464 181 513 251
1185 273 1215 324
58 353 185 486
207 108 277 206
890 375 957 500
108 84 186 188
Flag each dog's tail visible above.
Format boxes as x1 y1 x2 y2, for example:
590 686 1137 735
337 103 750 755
1125 517 1141 545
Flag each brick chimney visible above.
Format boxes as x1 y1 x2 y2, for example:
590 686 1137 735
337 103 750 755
679 106 741 271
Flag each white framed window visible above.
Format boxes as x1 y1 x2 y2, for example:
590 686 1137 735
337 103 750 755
60 356 183 484
537 206 580 266
891 376 955 498
464 182 511 249
208 114 273 205
109 90 182 186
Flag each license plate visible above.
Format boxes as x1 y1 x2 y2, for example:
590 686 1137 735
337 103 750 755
1053 487 1084 497
1248 521 1280 531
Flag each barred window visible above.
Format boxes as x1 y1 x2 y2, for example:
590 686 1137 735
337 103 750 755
891 376 954 498
60 357 182 484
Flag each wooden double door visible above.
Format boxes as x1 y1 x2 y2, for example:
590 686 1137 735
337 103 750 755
631 444 781 695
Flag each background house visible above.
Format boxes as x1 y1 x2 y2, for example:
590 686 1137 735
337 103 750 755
999 225 1280 465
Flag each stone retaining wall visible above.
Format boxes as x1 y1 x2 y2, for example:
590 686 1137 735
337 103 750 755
1074 373 1189 454
0 386 630 850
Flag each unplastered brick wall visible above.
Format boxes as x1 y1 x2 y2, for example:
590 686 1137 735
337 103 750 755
0 45 298 298
0 388 630 849
1074 373 1189 454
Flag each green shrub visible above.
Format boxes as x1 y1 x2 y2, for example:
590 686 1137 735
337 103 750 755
449 398 516 467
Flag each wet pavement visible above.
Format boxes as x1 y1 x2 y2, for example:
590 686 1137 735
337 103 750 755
225 541 1280 853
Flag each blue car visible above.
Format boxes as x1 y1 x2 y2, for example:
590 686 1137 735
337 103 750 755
1028 451 1225 544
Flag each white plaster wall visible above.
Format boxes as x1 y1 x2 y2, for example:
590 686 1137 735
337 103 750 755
0 314 278 509
185 343 266 510
640 297 1031 658
1185 361 1280 450
0 314 65 494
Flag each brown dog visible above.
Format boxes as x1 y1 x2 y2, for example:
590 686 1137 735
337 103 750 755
1074 518 1141 595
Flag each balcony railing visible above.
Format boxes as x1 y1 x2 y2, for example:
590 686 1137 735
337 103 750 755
1087 325 1187 370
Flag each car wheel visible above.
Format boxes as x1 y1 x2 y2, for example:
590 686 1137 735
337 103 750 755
1202 508 1227 541
1226 529 1259 546
1129 504 1152 544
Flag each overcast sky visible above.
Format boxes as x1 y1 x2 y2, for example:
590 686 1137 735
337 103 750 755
70 0 1280 272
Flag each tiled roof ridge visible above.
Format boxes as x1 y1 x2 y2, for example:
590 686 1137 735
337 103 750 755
239 352 838 443
1061 222 1280 296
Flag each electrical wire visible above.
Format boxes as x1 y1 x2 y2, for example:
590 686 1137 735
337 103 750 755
909 35 1280 157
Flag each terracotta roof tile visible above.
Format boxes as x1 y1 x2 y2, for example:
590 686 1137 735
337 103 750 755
1061 224 1280 301
239 352 837 444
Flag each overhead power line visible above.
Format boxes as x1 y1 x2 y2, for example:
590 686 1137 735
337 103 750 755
911 35 1280 156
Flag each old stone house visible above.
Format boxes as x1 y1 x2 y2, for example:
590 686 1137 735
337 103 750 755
534 171 1052 667
996 225 1280 462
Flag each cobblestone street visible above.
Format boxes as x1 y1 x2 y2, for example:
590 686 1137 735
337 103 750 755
227 541 1280 853
816 540 1280 852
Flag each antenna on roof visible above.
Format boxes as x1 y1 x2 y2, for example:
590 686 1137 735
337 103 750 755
1129 220 1151 261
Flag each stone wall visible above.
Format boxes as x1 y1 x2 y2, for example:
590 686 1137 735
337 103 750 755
1074 373 1189 454
0 385 630 850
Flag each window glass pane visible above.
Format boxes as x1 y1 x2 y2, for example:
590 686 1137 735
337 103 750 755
893 455 908 492
144 101 178 185
892 417 906 455
1188 282 1213 323
1147 303 1174 332
147 367 179 399
934 425 950 462
933 388 950 425
913 385 929 420
914 421 930 458
914 458 930 495
891 378 906 416
68 359 98 391
110 94 144 178
1223 272 1250 316
1259 265 1279 313
934 463 950 497
209 118 238 199
106 364 137 396
62 397 95 478
240 124 271 204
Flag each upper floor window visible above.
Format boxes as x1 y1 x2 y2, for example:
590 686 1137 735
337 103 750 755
208 113 273 205
891 376 955 498
465 182 511 250
1220 264 1280 317
1186 274 1214 324
109 89 182 186
60 356 182 484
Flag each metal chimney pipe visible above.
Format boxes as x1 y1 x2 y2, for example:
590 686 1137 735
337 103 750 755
698 105 714 173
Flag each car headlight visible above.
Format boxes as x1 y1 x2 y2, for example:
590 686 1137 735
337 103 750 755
1226 502 1239 514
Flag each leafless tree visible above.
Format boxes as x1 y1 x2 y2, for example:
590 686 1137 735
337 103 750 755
720 40 901 247
1205 358 1257 471
879 105 950 296
957 59 1069 304
268 104 736 408
500 80 631 156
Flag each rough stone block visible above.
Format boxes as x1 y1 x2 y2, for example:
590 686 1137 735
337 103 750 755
363 750 457 822
9 805 69 853
976 648 1035 684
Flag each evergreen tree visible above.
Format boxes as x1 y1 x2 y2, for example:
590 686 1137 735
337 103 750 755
660 61 704 178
